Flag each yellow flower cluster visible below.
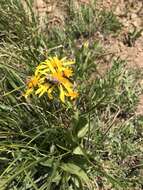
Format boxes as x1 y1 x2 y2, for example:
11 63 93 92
24 57 78 102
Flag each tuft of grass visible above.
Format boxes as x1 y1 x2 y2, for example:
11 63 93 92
0 0 143 190
123 27 143 47
98 10 122 35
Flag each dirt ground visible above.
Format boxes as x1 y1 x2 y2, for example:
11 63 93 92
101 0 143 68
32 0 143 115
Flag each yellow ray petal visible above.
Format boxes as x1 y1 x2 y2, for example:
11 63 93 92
37 68 50 75
67 91 79 100
35 85 49 97
36 64 47 70
45 60 56 73
47 86 54 99
27 76 39 88
62 61 75 66
54 57 62 67
24 88 33 99
61 78 73 93
35 65 48 75
63 68 73 77
59 85 65 103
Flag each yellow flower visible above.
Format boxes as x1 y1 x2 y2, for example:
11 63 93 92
47 86 54 99
27 76 39 88
35 84 49 97
83 41 89 49
67 91 79 100
24 88 33 99
24 76 40 98
24 56 78 103
63 68 73 78
59 85 66 103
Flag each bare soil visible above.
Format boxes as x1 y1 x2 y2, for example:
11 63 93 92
101 0 143 68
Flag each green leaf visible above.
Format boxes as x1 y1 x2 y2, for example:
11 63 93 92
60 163 89 184
72 114 88 138
73 146 84 155
0 104 13 112
77 123 89 138
40 158 54 167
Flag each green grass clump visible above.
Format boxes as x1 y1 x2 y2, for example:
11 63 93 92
0 0 143 190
